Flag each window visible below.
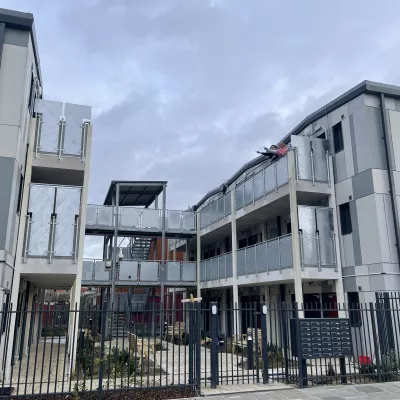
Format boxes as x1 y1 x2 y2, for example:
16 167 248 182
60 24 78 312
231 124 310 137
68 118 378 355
28 73 36 115
16 173 24 215
348 292 362 327
339 202 352 235
332 122 344 153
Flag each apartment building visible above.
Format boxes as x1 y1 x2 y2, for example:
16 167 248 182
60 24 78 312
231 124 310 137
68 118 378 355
0 8 92 374
170 81 400 332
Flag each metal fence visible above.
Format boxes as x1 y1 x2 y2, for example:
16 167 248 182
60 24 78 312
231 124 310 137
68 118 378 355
3 295 400 398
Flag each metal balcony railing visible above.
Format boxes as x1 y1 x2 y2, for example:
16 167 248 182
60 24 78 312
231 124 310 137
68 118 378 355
200 252 233 282
34 99 91 161
82 260 197 285
199 193 232 229
236 234 293 276
85 205 196 232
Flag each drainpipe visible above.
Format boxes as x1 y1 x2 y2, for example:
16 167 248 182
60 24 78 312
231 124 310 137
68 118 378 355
379 93 400 268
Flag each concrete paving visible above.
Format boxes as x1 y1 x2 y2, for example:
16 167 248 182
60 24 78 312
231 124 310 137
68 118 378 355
196 382 400 399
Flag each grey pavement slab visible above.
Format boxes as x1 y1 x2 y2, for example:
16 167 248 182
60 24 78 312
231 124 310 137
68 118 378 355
249 392 287 400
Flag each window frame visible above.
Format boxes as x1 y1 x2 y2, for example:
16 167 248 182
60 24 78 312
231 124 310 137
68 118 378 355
332 121 344 153
339 202 352 235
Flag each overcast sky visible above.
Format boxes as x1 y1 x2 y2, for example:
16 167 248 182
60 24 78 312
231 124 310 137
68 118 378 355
5 0 400 257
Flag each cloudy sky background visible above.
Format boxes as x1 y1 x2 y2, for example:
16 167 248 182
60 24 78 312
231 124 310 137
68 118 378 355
5 0 400 257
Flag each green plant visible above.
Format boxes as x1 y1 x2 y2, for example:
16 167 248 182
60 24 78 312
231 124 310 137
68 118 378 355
72 382 87 400
381 350 400 381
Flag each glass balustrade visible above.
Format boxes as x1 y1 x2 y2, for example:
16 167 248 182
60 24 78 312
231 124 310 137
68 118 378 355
199 193 232 229
82 260 197 284
86 205 196 232
237 234 293 277
199 252 233 282
34 99 91 160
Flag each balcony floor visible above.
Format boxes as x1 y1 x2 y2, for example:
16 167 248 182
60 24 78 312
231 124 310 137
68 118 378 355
85 226 196 238
81 280 197 287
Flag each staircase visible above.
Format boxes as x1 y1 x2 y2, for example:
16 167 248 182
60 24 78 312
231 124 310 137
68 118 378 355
111 312 128 337
130 237 153 260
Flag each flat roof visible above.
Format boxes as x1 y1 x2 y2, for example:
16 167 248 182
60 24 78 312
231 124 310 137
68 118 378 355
0 8 42 86
104 181 166 207
194 80 400 209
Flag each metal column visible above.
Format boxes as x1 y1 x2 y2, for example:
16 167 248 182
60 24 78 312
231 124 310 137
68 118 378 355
160 184 167 308
111 183 120 308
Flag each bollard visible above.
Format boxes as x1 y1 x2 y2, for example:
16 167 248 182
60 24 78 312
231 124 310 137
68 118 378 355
247 335 254 370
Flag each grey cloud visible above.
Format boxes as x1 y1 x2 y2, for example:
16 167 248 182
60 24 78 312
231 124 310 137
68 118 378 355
5 0 400 259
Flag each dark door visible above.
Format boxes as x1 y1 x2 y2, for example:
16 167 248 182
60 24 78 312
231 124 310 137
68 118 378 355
303 293 322 318
321 293 338 318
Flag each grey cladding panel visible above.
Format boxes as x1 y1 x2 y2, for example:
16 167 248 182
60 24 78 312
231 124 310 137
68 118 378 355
4 28 29 47
0 157 16 250
352 169 374 200
349 201 362 266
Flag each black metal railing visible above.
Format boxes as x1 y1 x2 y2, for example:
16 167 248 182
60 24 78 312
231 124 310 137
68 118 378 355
3 294 400 398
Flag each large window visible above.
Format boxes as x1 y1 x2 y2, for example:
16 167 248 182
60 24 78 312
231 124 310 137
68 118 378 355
333 122 344 153
339 202 352 235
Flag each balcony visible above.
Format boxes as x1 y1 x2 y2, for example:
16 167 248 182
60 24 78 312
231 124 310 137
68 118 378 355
200 252 233 282
82 260 197 286
199 137 331 230
85 205 196 237
23 183 81 263
34 99 91 161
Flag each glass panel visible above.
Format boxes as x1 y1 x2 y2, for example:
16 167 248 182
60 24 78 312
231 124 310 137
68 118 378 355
267 238 280 270
280 235 293 268
316 208 335 266
311 138 329 182
244 179 253 205
98 206 113 226
82 260 94 281
255 242 267 273
166 261 181 281
237 249 246 276
264 164 275 193
206 260 212 282
302 233 318 266
120 207 140 228
93 261 110 282
200 208 207 229
225 193 231 217
235 183 244 210
140 261 159 281
225 252 233 277
142 209 160 229
246 246 256 275
53 187 81 257
118 260 138 281
182 262 196 282
182 212 195 230
218 255 225 279
217 197 225 220
254 171 264 200
210 201 217 224
276 155 289 187
86 205 97 225
167 210 181 230
34 99 62 154
200 261 206 282
298 206 316 234
28 185 55 256
211 258 218 281
292 135 312 180
63 103 91 156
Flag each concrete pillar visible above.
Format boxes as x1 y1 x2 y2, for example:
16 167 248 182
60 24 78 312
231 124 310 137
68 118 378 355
288 150 304 318
328 156 346 317
231 189 240 335
22 285 35 357
196 213 201 298
220 289 227 335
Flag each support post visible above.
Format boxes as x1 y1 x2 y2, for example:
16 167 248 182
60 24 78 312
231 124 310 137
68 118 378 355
111 183 120 308
231 189 240 335
260 303 269 383
160 184 167 334
196 212 201 298
210 301 219 388
288 150 304 317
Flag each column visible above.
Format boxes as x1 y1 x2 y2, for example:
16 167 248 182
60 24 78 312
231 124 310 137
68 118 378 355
328 155 346 318
160 184 167 308
196 212 201 298
220 289 227 335
231 189 240 335
260 222 267 242
288 150 304 317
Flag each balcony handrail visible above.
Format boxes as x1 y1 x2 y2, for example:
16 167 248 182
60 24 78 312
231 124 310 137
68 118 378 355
201 251 232 263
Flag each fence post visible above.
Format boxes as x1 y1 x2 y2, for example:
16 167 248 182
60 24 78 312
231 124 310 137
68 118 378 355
369 302 382 382
195 302 201 393
294 303 307 388
260 303 269 384
98 302 107 399
210 301 219 388
281 302 289 382
188 303 194 386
